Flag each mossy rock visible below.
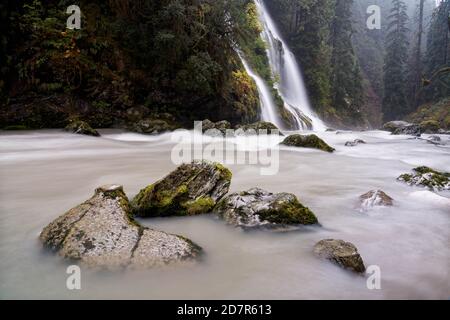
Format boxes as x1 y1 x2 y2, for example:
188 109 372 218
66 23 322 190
281 134 335 153
39 185 201 268
132 161 232 217
420 120 440 134
398 166 450 191
64 120 100 137
214 188 318 230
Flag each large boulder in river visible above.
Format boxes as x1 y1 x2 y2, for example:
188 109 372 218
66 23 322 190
213 188 318 230
313 239 366 273
39 185 201 268
281 134 335 153
398 166 450 191
64 120 100 137
382 121 422 136
132 161 232 217
359 190 394 211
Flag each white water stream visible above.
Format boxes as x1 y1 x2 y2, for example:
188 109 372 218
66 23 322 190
0 130 448 299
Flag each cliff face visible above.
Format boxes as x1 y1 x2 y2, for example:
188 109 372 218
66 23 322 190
0 0 261 129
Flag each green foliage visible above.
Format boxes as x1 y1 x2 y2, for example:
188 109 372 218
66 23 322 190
382 0 410 121
424 0 450 103
1 0 260 127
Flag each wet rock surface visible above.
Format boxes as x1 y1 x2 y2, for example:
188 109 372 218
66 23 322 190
313 239 366 273
398 166 450 191
39 185 201 268
281 134 335 152
359 190 394 211
214 188 318 230
132 161 232 217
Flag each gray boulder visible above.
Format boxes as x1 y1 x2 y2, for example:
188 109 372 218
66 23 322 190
359 190 394 211
382 121 422 136
214 188 318 230
313 239 366 273
39 185 201 268
132 161 232 217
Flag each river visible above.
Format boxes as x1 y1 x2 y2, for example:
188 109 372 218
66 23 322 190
0 129 449 299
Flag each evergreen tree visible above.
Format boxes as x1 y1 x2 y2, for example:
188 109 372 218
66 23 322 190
382 0 410 121
424 0 450 102
330 0 364 122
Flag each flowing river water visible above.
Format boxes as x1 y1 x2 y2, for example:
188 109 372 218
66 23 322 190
0 129 449 299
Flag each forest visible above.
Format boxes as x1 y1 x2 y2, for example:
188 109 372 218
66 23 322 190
1 0 449 130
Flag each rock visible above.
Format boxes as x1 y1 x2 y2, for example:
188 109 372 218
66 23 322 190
129 118 175 135
213 188 318 230
64 120 100 137
382 121 422 136
281 134 335 153
420 120 440 134
426 135 445 146
235 121 282 135
398 166 450 191
39 185 201 268
438 129 450 135
359 190 394 211
325 128 336 132
132 161 232 217
313 239 366 273
202 119 232 136
345 139 366 147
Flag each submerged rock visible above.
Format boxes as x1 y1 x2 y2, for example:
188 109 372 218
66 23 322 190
398 166 450 191
214 188 318 230
313 239 366 273
39 185 201 268
130 118 175 135
202 119 231 136
345 139 366 147
281 134 335 153
132 161 232 217
64 120 100 137
382 121 422 136
359 190 394 211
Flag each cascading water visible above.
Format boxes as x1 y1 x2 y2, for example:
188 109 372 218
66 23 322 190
251 0 326 131
239 57 283 129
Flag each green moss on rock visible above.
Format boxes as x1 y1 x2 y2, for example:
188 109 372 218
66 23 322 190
281 134 335 152
398 166 450 191
132 161 232 217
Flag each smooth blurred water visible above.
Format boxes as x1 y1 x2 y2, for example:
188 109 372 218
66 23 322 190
0 129 449 299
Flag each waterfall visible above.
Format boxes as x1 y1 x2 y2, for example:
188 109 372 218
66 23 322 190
239 56 283 129
253 0 326 131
